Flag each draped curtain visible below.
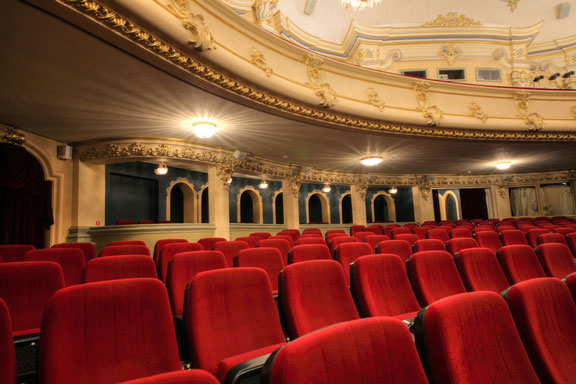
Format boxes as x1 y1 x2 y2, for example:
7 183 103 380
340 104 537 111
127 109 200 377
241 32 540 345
0 143 53 247
509 187 539 217
541 184 575 215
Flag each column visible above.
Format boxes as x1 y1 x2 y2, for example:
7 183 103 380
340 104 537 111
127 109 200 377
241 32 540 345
350 184 367 225
412 186 435 224
207 165 230 239
282 179 300 230
490 185 512 219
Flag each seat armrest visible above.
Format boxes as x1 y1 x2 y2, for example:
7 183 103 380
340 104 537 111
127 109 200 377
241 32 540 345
224 354 271 384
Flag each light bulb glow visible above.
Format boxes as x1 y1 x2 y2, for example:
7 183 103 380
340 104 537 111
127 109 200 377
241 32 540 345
360 156 383 166
341 0 383 11
259 180 269 189
495 161 512 170
192 121 217 138
322 184 332 193
154 162 168 175
389 186 398 194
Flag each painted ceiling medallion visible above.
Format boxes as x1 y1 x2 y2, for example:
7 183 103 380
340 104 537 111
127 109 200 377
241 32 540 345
422 13 482 27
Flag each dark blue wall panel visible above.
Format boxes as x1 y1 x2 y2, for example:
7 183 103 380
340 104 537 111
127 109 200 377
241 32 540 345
228 177 282 224
365 186 415 223
298 183 350 224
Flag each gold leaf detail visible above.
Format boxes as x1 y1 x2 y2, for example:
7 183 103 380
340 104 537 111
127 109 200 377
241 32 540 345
514 91 544 131
422 12 482 27
250 48 273 77
1 126 25 146
469 102 488 123
305 54 338 108
414 82 443 126
503 0 520 12
441 44 462 65
366 88 385 111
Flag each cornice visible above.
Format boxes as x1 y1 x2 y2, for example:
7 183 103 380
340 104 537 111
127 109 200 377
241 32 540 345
58 0 576 142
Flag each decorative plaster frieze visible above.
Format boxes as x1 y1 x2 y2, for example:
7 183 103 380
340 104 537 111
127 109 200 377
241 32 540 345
469 102 488 123
572 106 576 119
1 126 25 146
305 54 338 108
216 158 235 190
503 0 520 12
514 91 544 131
159 0 214 50
441 44 462 65
250 47 273 76
414 82 443 126
422 13 482 28
252 0 277 26
366 88 385 111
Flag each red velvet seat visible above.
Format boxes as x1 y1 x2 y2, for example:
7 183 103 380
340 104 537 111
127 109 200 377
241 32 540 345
234 236 260 248
138 220 155 224
446 237 479 255
0 244 35 262
277 230 299 242
198 237 227 250
328 236 358 255
353 231 374 242
0 299 16 384
363 235 390 252
475 231 503 252
391 227 412 238
158 242 205 282
261 317 428 384
100 245 151 258
535 243 576 278
554 227 575 236
25 248 85 286
250 232 271 240
39 279 182 384
325 233 347 243
568 233 576 257
413 291 540 384
365 227 382 235
426 228 449 243
153 239 188 265
108 240 146 246
497 244 547 284
527 228 551 247
455 248 509 293
349 225 365 236
270 235 295 248
119 369 219 384
288 244 331 264
565 272 576 303
116 220 136 225
167 251 227 318
505 278 576 384
325 229 347 239
407 251 466 306
235 248 285 293
413 227 429 239
351 254 420 320
258 239 291 265
451 227 473 238
376 240 412 261
52 242 97 262
394 233 419 246
501 229 529 246
414 239 445 252
295 237 325 246
279 260 359 338
538 232 568 246
185 268 286 382
301 229 322 236
212 241 249 267
333 242 372 285
83 255 157 283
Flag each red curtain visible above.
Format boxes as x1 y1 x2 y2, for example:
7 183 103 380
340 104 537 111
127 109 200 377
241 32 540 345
0 143 53 247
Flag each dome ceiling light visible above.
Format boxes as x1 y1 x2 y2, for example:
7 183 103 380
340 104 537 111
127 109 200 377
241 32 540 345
360 156 383 166
495 161 512 170
191 121 217 138
154 162 168 175
340 0 383 11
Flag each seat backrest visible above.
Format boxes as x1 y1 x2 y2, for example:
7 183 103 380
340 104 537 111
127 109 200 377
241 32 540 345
392 227 412 238
328 236 358 255
138 220 155 224
153 239 188 264
302 229 322 236
535 243 576 278
394 233 419 246
333 243 372 285
212 241 249 267
351 254 420 318
363 235 390 252
235 248 285 292
277 230 299 242
451 227 473 238
270 235 295 248
505 278 576 384
446 238 479 255
0 244 35 262
353 231 374 242
39 279 181 384
258 239 291 265
413 291 540 384
25 248 85 286
279 260 359 338
407 251 466 306
234 236 260 248
52 242 97 262
376 240 412 261
554 227 575 236
288 244 331 264
538 232 567 245
250 232 271 240
0 299 16 384
426 229 449 242
99 245 151 258
115 220 136 225
167 251 227 317
295 237 325 246
83 255 157 283
455 248 509 293
349 225 365 236
185 268 285 380
414 239 445 253
158 242 204 282
413 227 429 239
527 228 551 247
118 369 220 384
497 245 547 284
262 317 429 384
501 229 529 246
108 240 146 246
565 272 576 303
198 237 227 250
475 231 503 252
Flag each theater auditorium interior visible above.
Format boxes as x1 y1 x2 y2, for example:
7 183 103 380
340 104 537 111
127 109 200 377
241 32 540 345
1 0 576 383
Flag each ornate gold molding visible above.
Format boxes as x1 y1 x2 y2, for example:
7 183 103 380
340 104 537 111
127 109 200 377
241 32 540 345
469 102 488 123
422 13 482 27
414 82 443 126
250 47 273 77
503 0 520 12
514 91 544 131
572 105 576 119
305 54 338 108
441 44 462 65
510 69 533 88
216 159 235 190
495 176 511 198
417 176 432 201
252 0 277 26
162 0 214 50
59 0 576 142
366 88 385 112
1 126 25 146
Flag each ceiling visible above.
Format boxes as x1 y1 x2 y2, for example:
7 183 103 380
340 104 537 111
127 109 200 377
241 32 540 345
1 0 575 176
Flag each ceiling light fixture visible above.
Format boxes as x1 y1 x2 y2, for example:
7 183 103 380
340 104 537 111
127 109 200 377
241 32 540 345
495 161 512 170
191 121 217 138
360 156 383 166
154 162 168 175
389 186 398 194
322 184 332 193
258 179 269 189
341 0 383 11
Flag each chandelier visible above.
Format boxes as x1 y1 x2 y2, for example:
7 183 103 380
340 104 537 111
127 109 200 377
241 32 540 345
341 0 383 11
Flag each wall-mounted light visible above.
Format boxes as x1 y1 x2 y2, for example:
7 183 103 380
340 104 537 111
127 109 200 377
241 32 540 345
154 162 168 175
360 156 383 166
226 177 233 184
191 121 217 138
258 179 269 189
322 184 331 193
495 161 512 170
389 186 398 194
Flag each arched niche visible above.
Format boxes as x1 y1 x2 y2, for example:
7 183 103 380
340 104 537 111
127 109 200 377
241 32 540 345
273 190 284 224
237 186 263 224
339 192 353 224
166 178 196 223
199 184 209 223
306 190 331 224
371 192 396 223
439 190 461 222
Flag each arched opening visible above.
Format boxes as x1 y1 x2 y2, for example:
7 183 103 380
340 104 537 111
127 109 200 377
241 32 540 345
0 143 54 247
200 186 209 223
237 187 263 224
341 194 353 223
371 192 396 223
240 191 254 223
274 192 284 224
170 186 184 223
166 181 196 223
306 191 330 224
446 194 459 222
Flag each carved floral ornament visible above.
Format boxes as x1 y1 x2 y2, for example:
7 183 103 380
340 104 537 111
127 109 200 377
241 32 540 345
422 13 482 28
1 126 25 146
441 44 462 65
161 0 214 50
514 91 545 131
503 0 520 12
305 54 338 108
414 82 444 126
